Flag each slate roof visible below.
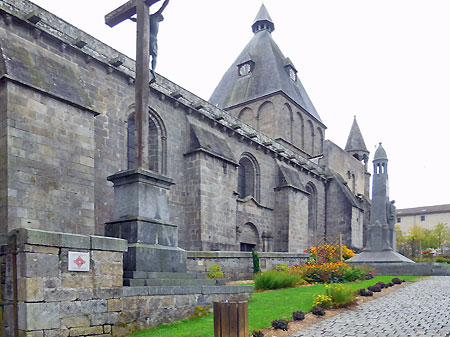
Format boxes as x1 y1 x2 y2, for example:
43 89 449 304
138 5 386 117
209 5 322 124
277 165 307 193
373 143 388 161
345 117 368 153
397 204 450 216
188 124 237 164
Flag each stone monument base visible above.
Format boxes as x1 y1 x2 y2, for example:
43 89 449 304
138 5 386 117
347 250 415 264
348 261 450 276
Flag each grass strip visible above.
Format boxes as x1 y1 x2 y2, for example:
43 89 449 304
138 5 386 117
130 276 421 337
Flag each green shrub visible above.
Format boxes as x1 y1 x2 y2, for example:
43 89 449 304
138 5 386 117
342 265 372 282
325 283 356 307
254 270 300 290
207 264 224 279
313 293 332 308
291 262 373 284
435 256 447 263
252 248 261 273
273 264 290 272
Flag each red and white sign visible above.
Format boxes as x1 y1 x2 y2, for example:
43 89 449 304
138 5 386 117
68 252 90 272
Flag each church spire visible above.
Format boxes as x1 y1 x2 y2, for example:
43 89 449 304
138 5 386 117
345 116 369 164
252 4 274 34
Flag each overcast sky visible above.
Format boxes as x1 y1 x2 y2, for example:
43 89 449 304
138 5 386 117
30 0 450 209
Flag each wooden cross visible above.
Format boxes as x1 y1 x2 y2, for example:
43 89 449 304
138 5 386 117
105 0 161 169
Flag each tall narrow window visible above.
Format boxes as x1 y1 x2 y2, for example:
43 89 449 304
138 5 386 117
238 157 255 198
237 153 261 201
127 110 167 174
306 182 318 232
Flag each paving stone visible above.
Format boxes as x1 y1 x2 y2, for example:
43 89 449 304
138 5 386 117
289 277 450 337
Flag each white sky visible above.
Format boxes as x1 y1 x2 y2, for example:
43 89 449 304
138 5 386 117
29 0 450 209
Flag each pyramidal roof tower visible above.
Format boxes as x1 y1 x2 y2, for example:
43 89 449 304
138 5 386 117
209 4 323 125
345 117 369 164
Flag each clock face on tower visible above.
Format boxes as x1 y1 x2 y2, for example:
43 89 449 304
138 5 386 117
289 68 297 82
239 63 252 76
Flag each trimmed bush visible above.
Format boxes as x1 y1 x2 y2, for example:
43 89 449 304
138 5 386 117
359 288 373 297
391 277 402 284
376 281 387 289
293 310 305 321
368 285 381 292
312 306 325 316
254 270 300 290
271 319 288 331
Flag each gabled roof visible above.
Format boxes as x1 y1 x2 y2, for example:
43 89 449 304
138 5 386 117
397 204 450 216
276 165 307 193
209 5 322 124
345 117 368 153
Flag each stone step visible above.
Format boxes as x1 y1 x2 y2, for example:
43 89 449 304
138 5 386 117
124 278 223 287
123 271 207 280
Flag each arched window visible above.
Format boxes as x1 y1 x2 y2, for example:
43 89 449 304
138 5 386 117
316 127 324 154
281 103 292 142
238 107 256 128
305 182 318 233
237 153 261 201
257 101 275 136
293 111 304 150
238 222 259 251
306 120 315 155
127 109 167 174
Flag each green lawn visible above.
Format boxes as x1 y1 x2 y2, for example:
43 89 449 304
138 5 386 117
130 276 421 337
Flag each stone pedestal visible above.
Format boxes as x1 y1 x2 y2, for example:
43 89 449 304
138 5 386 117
105 169 186 273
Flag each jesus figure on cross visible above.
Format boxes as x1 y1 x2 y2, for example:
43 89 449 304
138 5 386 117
130 0 170 73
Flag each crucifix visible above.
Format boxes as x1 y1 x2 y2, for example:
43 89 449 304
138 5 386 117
105 0 168 169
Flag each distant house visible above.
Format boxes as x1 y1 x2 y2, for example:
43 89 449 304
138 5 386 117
396 204 450 234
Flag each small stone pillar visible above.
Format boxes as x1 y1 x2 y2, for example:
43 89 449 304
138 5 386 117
105 168 186 272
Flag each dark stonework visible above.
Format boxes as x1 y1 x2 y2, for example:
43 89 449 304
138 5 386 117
106 168 187 273
1 0 369 254
348 144 414 264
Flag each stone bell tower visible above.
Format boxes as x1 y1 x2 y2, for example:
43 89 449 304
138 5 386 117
347 143 414 264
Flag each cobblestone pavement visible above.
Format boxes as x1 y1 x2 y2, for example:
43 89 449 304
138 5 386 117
289 276 450 337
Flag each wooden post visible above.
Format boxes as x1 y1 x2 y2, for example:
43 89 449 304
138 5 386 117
213 301 248 337
134 0 150 168
105 0 162 169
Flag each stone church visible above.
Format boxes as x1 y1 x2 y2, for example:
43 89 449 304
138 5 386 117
0 1 370 253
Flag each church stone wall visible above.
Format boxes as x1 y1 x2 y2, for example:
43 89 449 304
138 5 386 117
7 83 96 234
226 94 325 157
287 188 309 252
0 82 7 233
0 0 349 254
322 140 367 197
325 178 353 245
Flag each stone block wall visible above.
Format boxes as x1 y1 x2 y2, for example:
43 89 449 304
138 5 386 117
187 251 309 280
226 94 325 157
0 0 361 256
0 81 7 232
1 229 126 336
6 82 97 235
0 229 252 336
